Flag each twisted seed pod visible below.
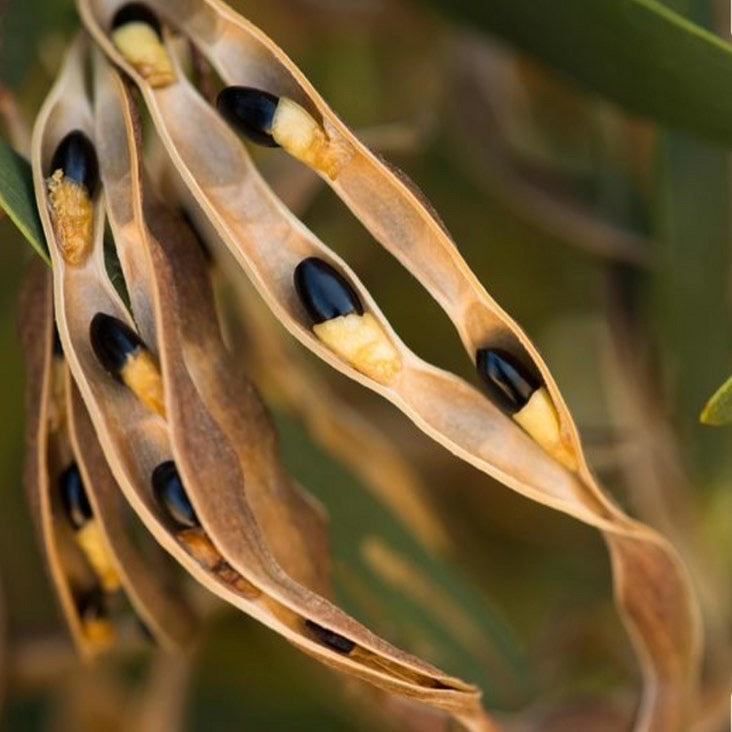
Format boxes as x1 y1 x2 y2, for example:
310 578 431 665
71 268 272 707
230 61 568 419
32 39 495 731
77 3 701 728
19 259 195 655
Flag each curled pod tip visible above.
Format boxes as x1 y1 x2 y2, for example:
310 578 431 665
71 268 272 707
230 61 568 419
151 461 200 530
59 463 93 530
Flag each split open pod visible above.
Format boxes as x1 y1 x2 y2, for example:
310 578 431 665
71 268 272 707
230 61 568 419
30 35 499 731
73 3 702 729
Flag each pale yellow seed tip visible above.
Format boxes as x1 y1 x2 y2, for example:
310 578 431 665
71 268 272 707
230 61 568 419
272 97 350 179
120 350 166 417
82 616 116 648
75 520 121 593
47 171 94 266
514 387 577 471
111 23 176 88
313 312 401 384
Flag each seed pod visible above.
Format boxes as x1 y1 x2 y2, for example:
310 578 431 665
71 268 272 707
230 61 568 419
294 258 400 384
305 619 355 655
89 312 165 416
151 461 199 530
217 86 348 177
110 2 175 88
46 130 98 266
59 463 93 530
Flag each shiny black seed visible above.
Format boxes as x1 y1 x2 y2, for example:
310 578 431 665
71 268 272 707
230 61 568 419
294 257 363 325
305 620 355 654
49 130 99 196
110 2 162 37
59 463 93 530
216 86 280 148
52 325 64 357
89 313 144 381
151 461 199 529
476 348 540 414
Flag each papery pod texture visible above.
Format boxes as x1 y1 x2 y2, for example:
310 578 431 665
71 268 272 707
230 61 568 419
0 0 710 730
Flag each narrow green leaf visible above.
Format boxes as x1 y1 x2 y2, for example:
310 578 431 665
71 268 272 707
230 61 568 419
701 374 732 426
422 0 732 145
0 138 49 264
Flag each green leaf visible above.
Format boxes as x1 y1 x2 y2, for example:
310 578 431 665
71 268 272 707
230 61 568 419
701 374 732 425
0 138 49 264
422 0 732 145
275 412 530 709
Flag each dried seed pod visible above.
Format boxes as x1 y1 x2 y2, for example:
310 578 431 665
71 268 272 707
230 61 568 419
295 257 401 384
76 4 700 728
217 86 348 177
29 38 196 654
89 312 165 416
46 130 98 266
41 47 491 729
110 2 175 87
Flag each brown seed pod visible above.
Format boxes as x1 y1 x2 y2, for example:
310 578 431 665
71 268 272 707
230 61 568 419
32 38 495 730
75 3 702 729
19 259 196 655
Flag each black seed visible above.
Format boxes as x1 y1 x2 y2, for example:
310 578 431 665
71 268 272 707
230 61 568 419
476 348 540 414
52 325 64 357
294 257 363 325
216 86 281 148
110 2 162 37
305 619 355 654
151 461 199 529
89 313 144 381
49 130 99 196
59 463 93 530
78 587 108 622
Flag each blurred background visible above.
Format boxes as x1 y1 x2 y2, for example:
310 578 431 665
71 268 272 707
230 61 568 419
1 0 732 729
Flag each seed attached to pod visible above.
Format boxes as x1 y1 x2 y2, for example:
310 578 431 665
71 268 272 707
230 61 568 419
151 461 199 530
217 86 349 178
89 313 165 416
476 348 576 470
59 463 121 592
305 619 356 655
110 2 176 87
77 588 115 647
59 463 92 530
294 257 401 384
46 130 98 266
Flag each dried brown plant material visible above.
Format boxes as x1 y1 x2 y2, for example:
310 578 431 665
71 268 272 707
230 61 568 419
31 38 497 731
75 2 701 728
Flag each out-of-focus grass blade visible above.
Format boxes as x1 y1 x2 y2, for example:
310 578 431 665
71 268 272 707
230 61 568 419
0 139 48 263
700 375 732 426
652 132 731 473
275 412 530 710
421 0 732 145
